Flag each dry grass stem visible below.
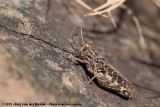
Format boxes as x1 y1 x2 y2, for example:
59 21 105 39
91 0 122 12
152 0 160 7
76 0 126 27
132 16 146 49
91 0 116 11
76 0 147 49
85 0 126 16
107 11 117 27
76 0 110 18
121 4 146 49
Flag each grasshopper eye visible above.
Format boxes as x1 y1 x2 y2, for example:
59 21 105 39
82 46 88 51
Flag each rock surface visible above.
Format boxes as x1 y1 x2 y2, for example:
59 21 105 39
0 0 160 107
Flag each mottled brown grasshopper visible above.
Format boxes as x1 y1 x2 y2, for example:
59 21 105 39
63 28 134 98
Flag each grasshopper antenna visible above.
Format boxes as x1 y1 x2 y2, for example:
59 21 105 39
80 24 84 44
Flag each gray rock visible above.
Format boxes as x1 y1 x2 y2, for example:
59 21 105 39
0 0 160 107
